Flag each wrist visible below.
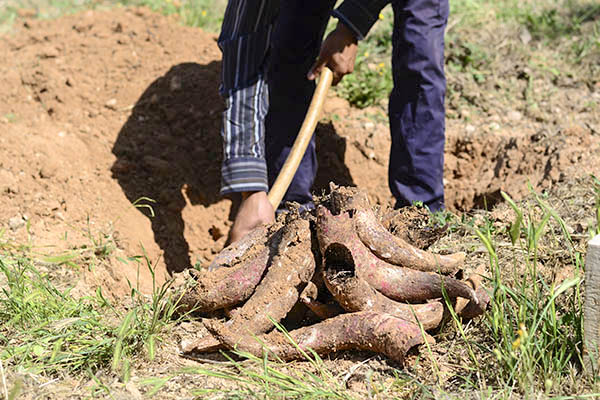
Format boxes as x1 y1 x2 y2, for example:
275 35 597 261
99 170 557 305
241 191 267 200
335 21 359 44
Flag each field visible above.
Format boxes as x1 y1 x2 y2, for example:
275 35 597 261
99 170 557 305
0 0 599 398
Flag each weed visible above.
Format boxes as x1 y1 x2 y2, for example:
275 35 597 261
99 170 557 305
82 215 116 261
525 8 574 40
475 189 585 395
446 38 490 78
336 57 393 109
2 113 18 123
0 250 179 379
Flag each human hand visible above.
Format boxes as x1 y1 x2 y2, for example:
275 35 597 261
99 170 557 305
307 22 358 86
227 191 274 245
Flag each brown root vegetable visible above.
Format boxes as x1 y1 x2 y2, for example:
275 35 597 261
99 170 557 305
223 217 315 334
208 225 269 271
179 185 488 361
204 311 433 363
454 269 490 319
176 224 279 314
354 209 464 274
299 281 343 320
316 206 478 304
457 287 489 319
181 218 315 354
177 246 271 314
323 243 443 330
180 334 221 353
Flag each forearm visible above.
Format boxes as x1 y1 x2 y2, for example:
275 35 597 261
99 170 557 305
332 0 390 40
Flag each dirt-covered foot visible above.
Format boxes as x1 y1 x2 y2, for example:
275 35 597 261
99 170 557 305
227 191 274 244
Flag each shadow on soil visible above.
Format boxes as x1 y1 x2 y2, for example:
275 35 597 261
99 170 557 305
111 61 354 274
112 61 224 273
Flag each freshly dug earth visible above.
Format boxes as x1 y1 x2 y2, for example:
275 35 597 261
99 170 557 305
0 7 598 295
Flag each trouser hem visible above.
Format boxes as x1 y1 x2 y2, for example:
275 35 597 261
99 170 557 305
220 157 268 195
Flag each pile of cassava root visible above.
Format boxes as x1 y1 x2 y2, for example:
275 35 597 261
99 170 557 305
175 184 489 365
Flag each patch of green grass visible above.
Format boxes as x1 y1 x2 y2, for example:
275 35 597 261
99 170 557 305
522 1 600 41
0 251 179 378
571 19 600 63
335 56 393 109
472 187 587 395
397 179 598 398
446 38 490 79
186 352 353 399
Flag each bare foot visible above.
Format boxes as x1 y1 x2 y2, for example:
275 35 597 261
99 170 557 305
227 191 274 244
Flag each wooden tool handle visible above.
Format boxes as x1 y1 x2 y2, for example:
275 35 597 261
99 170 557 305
268 67 333 210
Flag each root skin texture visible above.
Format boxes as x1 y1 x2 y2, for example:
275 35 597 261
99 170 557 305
316 206 478 304
181 219 314 353
177 225 279 314
204 311 432 363
354 209 464 274
208 225 269 271
329 184 371 214
224 218 315 334
178 247 270 314
323 243 443 330
454 270 490 319
180 334 220 353
457 287 489 319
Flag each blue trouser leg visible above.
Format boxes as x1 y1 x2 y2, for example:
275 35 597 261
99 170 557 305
389 0 449 212
265 0 336 210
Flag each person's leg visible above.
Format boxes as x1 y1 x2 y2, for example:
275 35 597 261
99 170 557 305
218 0 280 242
388 0 449 212
265 0 336 212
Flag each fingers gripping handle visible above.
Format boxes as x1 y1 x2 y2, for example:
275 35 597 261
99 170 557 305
267 67 334 210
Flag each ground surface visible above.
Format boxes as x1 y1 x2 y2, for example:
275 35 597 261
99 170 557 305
0 8 598 293
0 5 599 399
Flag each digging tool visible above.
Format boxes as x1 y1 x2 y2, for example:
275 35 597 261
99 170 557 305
267 67 333 210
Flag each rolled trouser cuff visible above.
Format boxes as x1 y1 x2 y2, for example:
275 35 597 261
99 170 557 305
220 157 268 195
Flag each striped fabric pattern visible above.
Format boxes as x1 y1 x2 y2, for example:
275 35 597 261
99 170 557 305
218 0 279 195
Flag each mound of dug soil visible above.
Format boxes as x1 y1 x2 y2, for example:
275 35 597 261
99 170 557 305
0 8 597 293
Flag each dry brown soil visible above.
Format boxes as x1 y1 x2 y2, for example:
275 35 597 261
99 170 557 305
0 8 598 294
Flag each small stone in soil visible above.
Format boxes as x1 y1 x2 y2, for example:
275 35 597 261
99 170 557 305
9 216 25 230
